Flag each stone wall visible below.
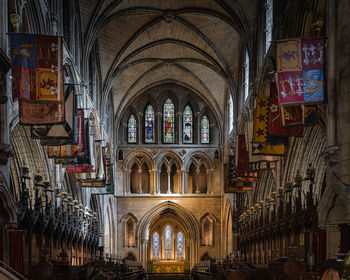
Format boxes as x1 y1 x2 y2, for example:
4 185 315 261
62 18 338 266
115 196 223 266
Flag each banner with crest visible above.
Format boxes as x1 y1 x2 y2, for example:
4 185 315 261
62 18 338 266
276 38 325 105
269 83 303 136
9 33 65 124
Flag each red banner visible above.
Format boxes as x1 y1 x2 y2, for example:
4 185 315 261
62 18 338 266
10 34 64 124
269 83 303 136
280 105 303 127
67 165 94 173
236 135 248 172
276 38 325 105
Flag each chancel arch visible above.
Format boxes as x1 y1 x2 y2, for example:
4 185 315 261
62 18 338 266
137 201 200 268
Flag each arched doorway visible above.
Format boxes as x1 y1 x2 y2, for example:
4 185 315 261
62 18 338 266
136 201 200 269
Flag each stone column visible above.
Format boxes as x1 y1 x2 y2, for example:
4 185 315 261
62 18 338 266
124 169 131 194
149 170 155 194
154 170 160 194
195 169 200 193
178 169 185 194
141 239 149 269
138 168 142 193
183 170 188 193
209 169 215 194
167 169 172 194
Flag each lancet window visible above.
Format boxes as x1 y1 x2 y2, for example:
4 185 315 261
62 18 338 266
128 115 137 143
153 232 160 259
201 115 210 144
145 105 155 143
176 232 184 259
163 99 175 143
183 105 193 143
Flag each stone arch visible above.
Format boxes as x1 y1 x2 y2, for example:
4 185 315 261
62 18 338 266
183 151 214 173
222 195 235 255
136 201 200 267
200 212 218 247
183 151 215 194
155 150 183 171
318 182 350 228
121 213 138 248
123 150 155 171
199 106 220 145
118 105 140 145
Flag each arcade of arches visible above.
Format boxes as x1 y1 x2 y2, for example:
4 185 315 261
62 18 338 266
0 0 350 279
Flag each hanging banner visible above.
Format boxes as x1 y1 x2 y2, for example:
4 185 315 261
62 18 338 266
236 173 259 182
67 165 94 173
94 140 104 180
276 38 325 105
253 96 269 143
80 180 105 188
248 121 282 161
252 142 286 156
269 83 303 137
18 100 64 124
31 85 77 144
236 135 248 172
227 155 236 183
248 161 271 171
75 171 97 181
280 105 303 127
9 33 65 124
224 163 252 193
302 105 318 126
103 147 112 186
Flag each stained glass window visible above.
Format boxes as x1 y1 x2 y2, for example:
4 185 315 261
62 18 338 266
145 105 155 143
128 115 137 143
164 225 172 258
176 232 184 258
163 98 175 143
244 51 250 100
183 105 193 143
265 0 273 54
153 232 160 259
228 95 233 132
201 115 210 144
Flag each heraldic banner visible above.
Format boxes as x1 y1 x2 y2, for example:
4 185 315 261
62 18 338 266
276 38 325 105
253 95 287 156
269 83 303 137
9 33 64 124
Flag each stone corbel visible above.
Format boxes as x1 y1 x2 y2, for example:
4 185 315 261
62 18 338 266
322 145 339 165
0 144 14 165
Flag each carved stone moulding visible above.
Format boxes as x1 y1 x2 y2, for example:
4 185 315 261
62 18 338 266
0 144 14 165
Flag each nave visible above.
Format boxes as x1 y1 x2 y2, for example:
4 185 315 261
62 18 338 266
0 0 350 280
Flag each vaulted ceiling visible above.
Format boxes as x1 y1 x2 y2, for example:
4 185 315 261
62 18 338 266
80 0 260 120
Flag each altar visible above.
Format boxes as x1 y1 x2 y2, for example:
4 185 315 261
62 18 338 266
148 260 189 273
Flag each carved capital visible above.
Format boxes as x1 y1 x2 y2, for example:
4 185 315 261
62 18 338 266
0 144 14 165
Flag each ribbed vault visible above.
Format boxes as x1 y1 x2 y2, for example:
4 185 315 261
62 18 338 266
80 0 260 122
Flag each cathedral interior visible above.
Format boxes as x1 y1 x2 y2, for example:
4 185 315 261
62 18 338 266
0 0 350 279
